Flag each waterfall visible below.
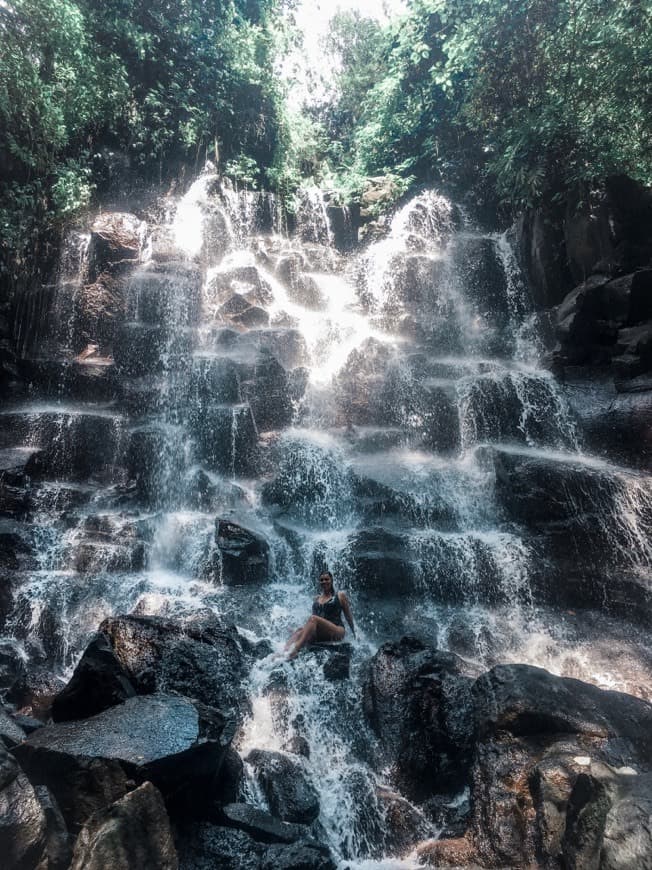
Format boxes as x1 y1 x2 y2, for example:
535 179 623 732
2 172 651 867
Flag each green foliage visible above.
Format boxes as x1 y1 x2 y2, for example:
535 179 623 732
0 0 289 286
320 0 652 210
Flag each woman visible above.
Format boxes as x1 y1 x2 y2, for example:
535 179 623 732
284 571 355 659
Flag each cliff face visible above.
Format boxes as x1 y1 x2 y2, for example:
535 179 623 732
515 176 652 469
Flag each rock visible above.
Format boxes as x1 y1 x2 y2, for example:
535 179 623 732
473 664 652 765
221 802 311 844
600 771 652 869
470 735 539 867
206 266 273 309
77 274 127 348
515 204 573 309
191 402 259 476
176 822 263 870
213 747 244 806
113 322 167 375
363 637 474 801
285 273 327 310
377 785 433 857
13 693 228 831
0 638 26 694
101 613 249 718
216 519 270 585
345 528 414 595
322 650 350 681
34 785 72 870
51 631 136 722
219 294 270 329
261 842 336 870
0 745 48 869
240 353 294 432
70 781 177 870
261 438 352 529
245 749 320 825
87 212 143 281
0 700 27 747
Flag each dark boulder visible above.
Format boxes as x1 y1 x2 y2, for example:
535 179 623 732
51 631 136 722
176 822 263 870
377 785 433 857
245 749 320 825
0 745 48 870
216 519 270 585
35 785 72 870
0 700 27 747
460 665 652 868
221 802 311 844
14 693 228 831
363 637 474 801
101 612 249 717
191 402 259 476
70 781 178 870
86 213 143 281
261 842 336 870
473 664 652 764
206 265 274 309
240 353 295 432
345 528 414 595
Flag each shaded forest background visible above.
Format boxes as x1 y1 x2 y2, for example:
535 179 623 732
1 0 651 291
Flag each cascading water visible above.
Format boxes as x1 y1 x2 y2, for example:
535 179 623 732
3 167 651 867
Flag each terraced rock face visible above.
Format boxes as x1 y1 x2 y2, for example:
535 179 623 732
1 170 650 866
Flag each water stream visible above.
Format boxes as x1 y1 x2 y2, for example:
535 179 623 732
3 169 651 866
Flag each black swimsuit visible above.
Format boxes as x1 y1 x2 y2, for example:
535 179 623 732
312 594 344 627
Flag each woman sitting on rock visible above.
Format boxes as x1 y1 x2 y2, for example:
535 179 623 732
284 571 355 659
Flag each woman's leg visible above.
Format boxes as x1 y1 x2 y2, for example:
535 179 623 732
284 627 304 651
288 615 344 658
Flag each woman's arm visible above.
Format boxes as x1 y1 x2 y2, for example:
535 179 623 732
338 591 355 637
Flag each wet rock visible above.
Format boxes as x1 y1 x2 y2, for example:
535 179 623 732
77 274 127 349
191 402 259 476
216 519 270 585
189 356 241 406
36 784 73 870
245 749 320 825
322 650 350 681
377 785 433 857
221 802 310 844
113 322 168 376
212 747 243 806
461 665 652 868
261 841 336 870
240 353 294 432
70 781 177 870
87 213 143 281
0 638 26 694
69 514 149 573
600 770 652 869
473 664 652 764
177 822 263 870
0 700 27 747
51 631 136 722
0 745 48 869
285 273 327 310
219 294 270 329
363 637 474 800
14 693 227 831
345 528 414 595
261 438 352 529
206 266 274 310
101 612 249 718
471 735 539 867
